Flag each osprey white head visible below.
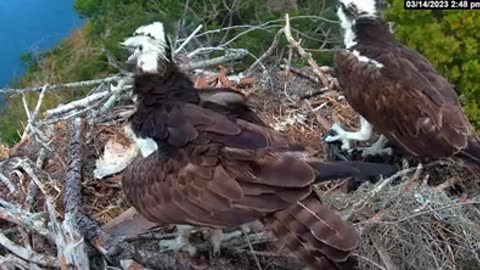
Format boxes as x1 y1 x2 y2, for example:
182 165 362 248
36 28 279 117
121 22 170 74
336 0 378 48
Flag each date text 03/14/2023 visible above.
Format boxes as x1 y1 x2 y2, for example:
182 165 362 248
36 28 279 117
405 0 480 9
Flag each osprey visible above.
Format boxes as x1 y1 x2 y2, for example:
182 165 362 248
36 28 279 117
326 0 480 175
119 21 396 269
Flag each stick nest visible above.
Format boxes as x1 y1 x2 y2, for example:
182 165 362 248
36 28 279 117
0 15 479 270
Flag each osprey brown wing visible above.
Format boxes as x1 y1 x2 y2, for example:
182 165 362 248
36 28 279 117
125 101 331 226
124 101 366 268
336 49 473 158
123 147 316 227
123 150 360 269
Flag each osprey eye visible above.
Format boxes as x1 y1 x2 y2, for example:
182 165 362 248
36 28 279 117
138 45 143 51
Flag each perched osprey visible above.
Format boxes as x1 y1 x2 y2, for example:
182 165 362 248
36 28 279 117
120 21 395 269
326 0 480 174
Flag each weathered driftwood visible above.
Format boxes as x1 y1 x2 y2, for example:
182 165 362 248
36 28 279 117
0 232 59 268
284 13 331 89
46 197 90 270
179 49 248 71
0 76 121 95
0 198 54 242
63 118 127 260
44 90 110 118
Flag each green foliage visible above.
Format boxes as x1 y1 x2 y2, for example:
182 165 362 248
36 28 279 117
386 0 480 129
73 0 340 68
0 26 110 144
20 52 39 71
2 0 342 145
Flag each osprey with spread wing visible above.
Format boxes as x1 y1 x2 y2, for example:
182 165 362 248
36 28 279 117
326 0 480 175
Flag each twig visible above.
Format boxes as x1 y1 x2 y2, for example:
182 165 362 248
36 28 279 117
0 232 59 268
120 260 152 270
0 254 36 270
370 233 399 270
354 253 387 270
280 64 320 84
180 49 248 70
41 103 102 126
303 99 331 131
44 91 110 118
176 16 338 43
174 24 203 55
0 76 122 95
246 28 284 74
0 172 16 194
89 80 132 123
31 84 48 121
14 158 50 196
19 86 43 144
46 197 90 270
374 200 480 225
344 163 423 221
18 92 53 152
25 148 48 210
21 94 32 120
242 229 263 270
283 13 331 88
0 200 54 242
283 45 296 103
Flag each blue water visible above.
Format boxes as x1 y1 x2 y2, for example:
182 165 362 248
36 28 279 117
0 0 84 103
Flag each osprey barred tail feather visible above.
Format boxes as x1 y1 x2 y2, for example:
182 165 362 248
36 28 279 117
264 194 358 269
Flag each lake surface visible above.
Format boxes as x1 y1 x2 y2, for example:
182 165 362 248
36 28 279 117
0 0 83 103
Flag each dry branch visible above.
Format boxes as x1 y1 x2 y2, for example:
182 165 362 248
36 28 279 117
89 80 132 123
0 199 54 242
174 24 204 55
180 48 248 70
343 163 424 221
0 232 59 268
13 85 50 153
0 254 38 270
283 13 331 88
0 172 16 194
47 197 90 270
370 233 399 270
246 28 284 74
44 91 109 118
0 76 121 95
